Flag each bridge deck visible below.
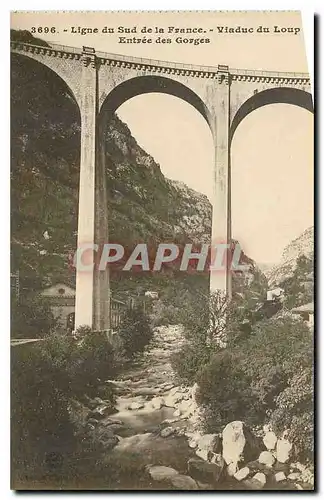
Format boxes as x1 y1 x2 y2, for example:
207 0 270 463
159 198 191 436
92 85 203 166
10 40 310 81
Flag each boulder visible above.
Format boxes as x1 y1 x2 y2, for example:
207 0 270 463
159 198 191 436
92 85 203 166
244 472 266 490
234 467 250 481
276 439 293 463
160 426 174 438
275 472 286 482
222 421 264 467
188 457 225 484
196 448 209 461
227 463 239 477
253 472 267 486
147 465 179 482
263 431 277 450
150 396 165 410
173 409 181 418
195 434 222 462
129 401 144 410
258 451 275 467
169 474 199 490
287 472 301 481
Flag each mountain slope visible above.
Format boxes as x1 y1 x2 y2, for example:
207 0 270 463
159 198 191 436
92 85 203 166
265 226 314 287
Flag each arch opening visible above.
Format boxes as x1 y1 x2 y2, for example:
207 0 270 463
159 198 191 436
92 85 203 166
11 52 81 290
230 87 313 143
230 101 313 267
99 75 213 133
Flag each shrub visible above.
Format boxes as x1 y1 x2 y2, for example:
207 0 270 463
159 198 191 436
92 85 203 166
196 315 313 444
196 350 261 432
171 341 212 385
11 339 76 481
171 291 253 384
11 294 57 339
11 329 120 484
271 366 314 461
118 307 153 357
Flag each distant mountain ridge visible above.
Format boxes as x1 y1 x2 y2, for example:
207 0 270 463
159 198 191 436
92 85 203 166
265 226 314 287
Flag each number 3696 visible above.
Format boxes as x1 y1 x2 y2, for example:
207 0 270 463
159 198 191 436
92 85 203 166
31 27 57 34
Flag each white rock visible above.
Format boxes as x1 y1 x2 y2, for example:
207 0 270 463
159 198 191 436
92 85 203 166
197 434 219 452
196 448 209 461
288 472 301 481
173 409 181 418
275 472 286 482
227 463 239 477
147 465 179 481
150 397 164 410
276 438 293 463
234 467 250 481
253 472 267 487
296 484 304 490
258 451 275 467
222 421 262 466
263 431 277 450
129 401 144 410
188 440 198 449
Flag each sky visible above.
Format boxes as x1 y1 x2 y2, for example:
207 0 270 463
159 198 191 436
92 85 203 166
11 11 314 264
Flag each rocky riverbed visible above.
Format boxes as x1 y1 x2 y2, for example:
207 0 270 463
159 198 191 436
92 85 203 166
71 325 314 491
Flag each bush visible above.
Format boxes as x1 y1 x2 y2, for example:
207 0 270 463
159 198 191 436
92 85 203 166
11 294 57 338
171 291 253 383
196 315 313 451
271 366 314 461
11 338 77 481
118 307 153 358
11 329 120 484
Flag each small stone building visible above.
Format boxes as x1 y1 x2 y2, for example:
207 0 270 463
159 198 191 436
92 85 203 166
40 282 75 330
291 302 314 328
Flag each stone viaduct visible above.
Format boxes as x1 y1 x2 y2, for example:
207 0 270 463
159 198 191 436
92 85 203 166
11 40 313 331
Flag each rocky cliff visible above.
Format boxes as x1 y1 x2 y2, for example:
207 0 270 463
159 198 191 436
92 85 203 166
265 227 314 288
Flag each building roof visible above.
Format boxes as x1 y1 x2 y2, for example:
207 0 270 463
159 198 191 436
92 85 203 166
291 302 314 314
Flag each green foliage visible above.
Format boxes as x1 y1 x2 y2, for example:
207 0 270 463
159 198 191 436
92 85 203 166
195 315 313 459
196 350 260 431
171 341 212 385
11 330 120 482
11 338 76 477
172 291 254 384
118 307 153 358
280 254 314 309
271 366 314 461
11 294 57 338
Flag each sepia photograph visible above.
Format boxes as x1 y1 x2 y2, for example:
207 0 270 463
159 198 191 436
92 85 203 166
10 10 314 491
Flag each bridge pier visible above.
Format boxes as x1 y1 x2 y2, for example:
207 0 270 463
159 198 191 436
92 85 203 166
75 49 110 331
210 68 232 297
